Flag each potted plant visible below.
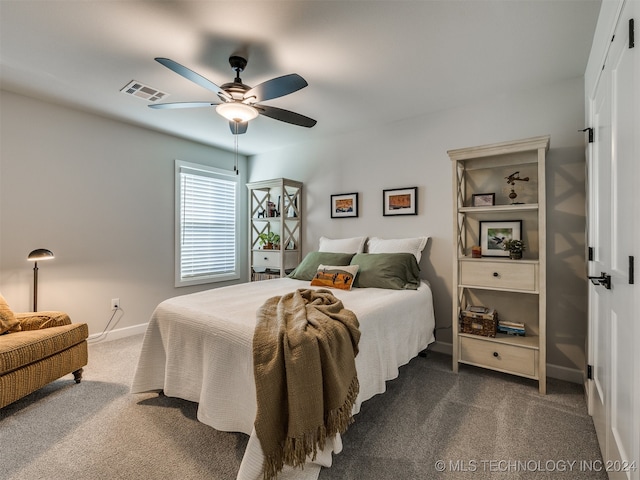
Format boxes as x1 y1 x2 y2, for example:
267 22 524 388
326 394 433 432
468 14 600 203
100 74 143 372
502 239 526 259
258 232 280 250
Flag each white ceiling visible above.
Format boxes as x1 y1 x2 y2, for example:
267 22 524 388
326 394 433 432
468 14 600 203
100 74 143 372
0 0 601 156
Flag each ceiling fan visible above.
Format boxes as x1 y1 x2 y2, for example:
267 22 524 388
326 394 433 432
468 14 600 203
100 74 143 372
149 56 317 135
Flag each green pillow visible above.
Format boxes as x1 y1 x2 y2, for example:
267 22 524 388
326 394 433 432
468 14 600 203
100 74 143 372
350 253 421 290
288 252 355 281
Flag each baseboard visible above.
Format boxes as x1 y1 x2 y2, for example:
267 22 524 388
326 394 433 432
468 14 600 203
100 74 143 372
428 340 452 355
427 340 585 384
88 322 148 343
546 363 585 385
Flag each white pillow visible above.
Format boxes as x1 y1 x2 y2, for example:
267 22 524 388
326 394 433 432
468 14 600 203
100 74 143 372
318 236 367 254
366 236 429 262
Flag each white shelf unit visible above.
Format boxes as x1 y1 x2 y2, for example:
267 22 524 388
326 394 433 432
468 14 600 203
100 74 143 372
247 178 302 281
448 135 549 394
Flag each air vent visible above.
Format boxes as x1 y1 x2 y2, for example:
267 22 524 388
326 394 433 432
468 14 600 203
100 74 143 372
120 80 168 102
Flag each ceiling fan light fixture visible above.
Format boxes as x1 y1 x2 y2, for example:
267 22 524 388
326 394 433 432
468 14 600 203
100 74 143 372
216 102 258 123
151 56 315 130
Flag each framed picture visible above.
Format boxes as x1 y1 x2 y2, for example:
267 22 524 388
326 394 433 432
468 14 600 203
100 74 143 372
480 220 522 257
472 193 495 207
383 187 417 216
331 192 358 218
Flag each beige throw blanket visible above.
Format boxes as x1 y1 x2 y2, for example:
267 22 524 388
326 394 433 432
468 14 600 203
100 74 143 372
252 288 361 480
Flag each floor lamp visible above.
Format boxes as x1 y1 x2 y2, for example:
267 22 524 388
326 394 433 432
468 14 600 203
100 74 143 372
27 248 55 312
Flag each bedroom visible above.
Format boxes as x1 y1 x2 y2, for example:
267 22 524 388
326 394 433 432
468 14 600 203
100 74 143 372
1 1 638 479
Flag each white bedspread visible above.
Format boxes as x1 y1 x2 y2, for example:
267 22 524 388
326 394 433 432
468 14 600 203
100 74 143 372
131 278 435 478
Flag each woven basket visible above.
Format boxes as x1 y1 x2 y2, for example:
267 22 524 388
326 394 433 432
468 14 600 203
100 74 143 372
459 308 498 337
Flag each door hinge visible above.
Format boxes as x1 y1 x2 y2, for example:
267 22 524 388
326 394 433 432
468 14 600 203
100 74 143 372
630 256 635 284
588 246 594 261
580 127 594 143
587 364 593 380
630 19 635 49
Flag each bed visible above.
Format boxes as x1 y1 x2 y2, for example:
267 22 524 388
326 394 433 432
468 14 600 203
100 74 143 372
131 247 435 480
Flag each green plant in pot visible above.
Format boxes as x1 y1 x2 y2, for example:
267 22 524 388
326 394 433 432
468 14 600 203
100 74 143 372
502 239 526 259
258 232 280 250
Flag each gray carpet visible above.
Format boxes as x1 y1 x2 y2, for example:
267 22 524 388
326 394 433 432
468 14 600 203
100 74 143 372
0 334 605 480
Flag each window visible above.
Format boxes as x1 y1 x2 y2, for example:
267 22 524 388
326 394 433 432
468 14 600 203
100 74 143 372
175 160 240 286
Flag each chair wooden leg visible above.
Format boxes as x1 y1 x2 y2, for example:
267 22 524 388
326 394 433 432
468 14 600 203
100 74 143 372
73 368 84 384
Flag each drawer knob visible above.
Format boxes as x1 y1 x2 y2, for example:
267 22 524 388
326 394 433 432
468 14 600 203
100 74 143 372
493 352 499 357
264 257 269 260
493 272 499 277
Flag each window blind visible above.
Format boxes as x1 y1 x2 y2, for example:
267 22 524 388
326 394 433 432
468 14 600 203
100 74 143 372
176 162 239 286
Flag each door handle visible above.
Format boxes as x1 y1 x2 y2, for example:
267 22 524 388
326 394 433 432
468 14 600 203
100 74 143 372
588 272 611 290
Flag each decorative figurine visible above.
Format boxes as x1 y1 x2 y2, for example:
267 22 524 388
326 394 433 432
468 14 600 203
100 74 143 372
505 171 530 204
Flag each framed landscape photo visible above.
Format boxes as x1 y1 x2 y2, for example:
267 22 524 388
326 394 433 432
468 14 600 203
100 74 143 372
331 192 358 218
480 220 522 257
383 187 417 216
472 193 495 207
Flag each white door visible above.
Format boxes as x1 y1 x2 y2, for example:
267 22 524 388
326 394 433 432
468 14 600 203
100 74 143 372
588 59 612 465
608 10 637 479
587 3 638 479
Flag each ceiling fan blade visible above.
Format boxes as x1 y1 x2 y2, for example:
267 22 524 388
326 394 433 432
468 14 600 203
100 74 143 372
155 58 232 101
244 74 308 103
149 101 217 109
229 121 248 135
255 105 317 128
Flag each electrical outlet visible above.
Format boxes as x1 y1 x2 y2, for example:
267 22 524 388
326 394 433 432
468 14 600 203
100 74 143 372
111 298 120 311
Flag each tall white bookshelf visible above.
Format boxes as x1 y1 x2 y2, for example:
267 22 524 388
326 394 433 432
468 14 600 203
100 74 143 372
247 178 302 280
448 136 549 394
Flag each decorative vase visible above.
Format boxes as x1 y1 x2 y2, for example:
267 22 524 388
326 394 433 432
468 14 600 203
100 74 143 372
509 251 522 260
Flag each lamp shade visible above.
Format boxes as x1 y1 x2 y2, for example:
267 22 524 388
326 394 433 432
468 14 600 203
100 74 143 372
27 249 55 261
216 102 258 123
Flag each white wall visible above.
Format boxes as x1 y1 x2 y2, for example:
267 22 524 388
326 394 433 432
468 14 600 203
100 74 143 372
0 91 248 338
0 78 588 377
249 76 588 378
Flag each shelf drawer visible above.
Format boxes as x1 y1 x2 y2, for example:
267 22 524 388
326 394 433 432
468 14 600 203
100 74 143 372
460 260 537 291
459 335 538 377
252 250 298 270
253 251 279 268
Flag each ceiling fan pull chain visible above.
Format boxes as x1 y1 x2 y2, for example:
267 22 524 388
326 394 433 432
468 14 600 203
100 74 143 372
234 123 239 175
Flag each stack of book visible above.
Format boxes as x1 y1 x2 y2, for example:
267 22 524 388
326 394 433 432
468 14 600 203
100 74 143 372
497 320 525 336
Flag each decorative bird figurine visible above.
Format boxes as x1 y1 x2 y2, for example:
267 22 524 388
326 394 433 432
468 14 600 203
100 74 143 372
505 171 530 185
505 171 530 203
